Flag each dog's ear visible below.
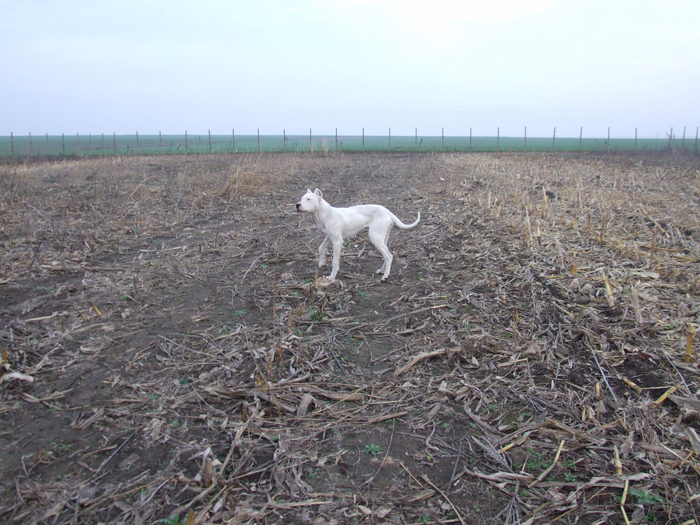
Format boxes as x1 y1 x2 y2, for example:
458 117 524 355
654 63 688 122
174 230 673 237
306 188 312 194
314 188 323 199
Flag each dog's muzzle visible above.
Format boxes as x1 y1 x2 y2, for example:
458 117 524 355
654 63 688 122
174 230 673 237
295 203 302 212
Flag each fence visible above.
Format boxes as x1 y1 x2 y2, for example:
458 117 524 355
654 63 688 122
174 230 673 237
1 127 698 158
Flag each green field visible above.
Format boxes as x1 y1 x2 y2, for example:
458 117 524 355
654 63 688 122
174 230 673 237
0 132 696 157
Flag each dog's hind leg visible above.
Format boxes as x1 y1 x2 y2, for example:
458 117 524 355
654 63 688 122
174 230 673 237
369 228 393 280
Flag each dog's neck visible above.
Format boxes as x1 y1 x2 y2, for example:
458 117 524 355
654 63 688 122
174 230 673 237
313 197 334 229
315 197 334 215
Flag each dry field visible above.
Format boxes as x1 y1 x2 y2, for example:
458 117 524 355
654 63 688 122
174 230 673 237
0 152 698 524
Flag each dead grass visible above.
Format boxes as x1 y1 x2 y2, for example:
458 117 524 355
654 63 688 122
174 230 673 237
0 152 698 524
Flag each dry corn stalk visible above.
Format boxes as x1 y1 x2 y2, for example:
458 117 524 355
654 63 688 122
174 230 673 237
631 286 642 324
555 238 566 269
653 386 677 406
597 213 607 243
620 505 631 525
620 479 632 525
613 445 622 476
620 478 629 505
540 187 549 218
524 207 532 243
202 457 214 488
530 440 565 487
90 302 103 317
622 376 642 394
601 270 615 308
395 348 448 376
685 324 695 363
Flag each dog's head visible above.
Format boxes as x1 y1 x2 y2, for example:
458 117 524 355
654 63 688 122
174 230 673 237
296 188 323 213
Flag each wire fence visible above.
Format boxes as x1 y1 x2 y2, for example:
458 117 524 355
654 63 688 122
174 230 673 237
1 127 698 158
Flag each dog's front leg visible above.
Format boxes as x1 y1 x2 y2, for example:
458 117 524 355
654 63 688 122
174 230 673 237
317 237 329 268
328 238 343 281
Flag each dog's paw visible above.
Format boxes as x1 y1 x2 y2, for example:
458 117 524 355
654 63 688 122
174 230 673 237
317 276 336 287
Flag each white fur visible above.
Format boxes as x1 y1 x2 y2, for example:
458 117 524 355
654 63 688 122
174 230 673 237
296 188 420 282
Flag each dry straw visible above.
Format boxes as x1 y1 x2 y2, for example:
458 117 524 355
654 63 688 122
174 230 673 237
0 152 698 523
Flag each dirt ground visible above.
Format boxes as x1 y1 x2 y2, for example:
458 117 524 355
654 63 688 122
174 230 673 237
1 152 699 524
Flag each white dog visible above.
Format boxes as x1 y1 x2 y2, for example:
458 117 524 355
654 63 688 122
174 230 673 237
296 188 420 282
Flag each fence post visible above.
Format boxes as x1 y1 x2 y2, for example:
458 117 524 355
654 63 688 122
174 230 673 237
414 128 417 149
63 133 66 157
283 129 287 152
441 127 444 150
29 132 33 157
309 128 312 152
136 131 139 149
389 128 391 149
335 128 338 150
232 129 236 152
579 127 583 151
185 130 188 153
695 126 698 153
497 127 500 149
208 130 212 153
10 132 14 157
362 128 365 150
682 126 686 149
257 129 261 153
101 133 105 156
469 127 472 149
552 127 556 147
524 126 527 149
634 128 638 151
607 127 611 152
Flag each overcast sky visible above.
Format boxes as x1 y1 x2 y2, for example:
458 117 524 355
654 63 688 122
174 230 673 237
2 0 698 138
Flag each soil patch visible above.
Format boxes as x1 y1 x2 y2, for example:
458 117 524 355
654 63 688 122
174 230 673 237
1 152 698 524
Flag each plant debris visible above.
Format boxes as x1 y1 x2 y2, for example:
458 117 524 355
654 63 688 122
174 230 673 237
1 152 698 524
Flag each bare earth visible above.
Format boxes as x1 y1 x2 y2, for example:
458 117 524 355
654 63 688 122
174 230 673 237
1 152 699 524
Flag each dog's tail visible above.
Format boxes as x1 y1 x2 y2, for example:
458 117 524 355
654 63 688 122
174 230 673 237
392 211 420 229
